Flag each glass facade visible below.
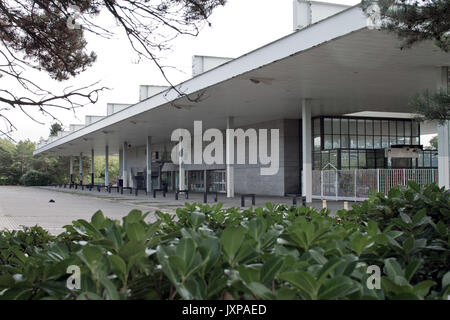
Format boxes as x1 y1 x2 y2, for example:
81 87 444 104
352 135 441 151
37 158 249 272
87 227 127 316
312 116 436 170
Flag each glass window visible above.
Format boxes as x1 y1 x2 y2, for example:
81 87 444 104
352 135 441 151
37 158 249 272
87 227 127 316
418 152 423 167
366 136 373 149
358 136 365 149
397 121 404 136
412 137 419 145
350 151 358 168
349 120 357 134
382 136 389 148
313 152 321 169
350 135 357 149
322 151 330 168
330 151 338 168
405 121 411 138
359 151 366 168
405 136 411 145
382 120 389 135
389 121 396 137
324 135 332 149
366 120 373 135
367 151 376 168
341 135 349 148
341 150 349 168
333 135 340 149
313 118 321 135
314 136 321 151
390 136 397 146
412 121 419 136
374 136 381 149
373 120 381 135
358 120 365 135
341 119 348 134
431 152 438 167
324 118 332 134
333 119 340 135
424 152 431 167
397 136 405 145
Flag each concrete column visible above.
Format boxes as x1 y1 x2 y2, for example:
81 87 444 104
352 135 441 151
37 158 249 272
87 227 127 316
302 99 313 203
90 149 95 185
105 145 109 187
69 155 73 184
437 66 449 189
226 116 235 198
123 142 128 188
179 136 185 190
146 136 152 193
79 152 83 185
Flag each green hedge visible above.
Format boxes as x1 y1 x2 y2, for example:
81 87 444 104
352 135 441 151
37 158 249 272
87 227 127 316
0 182 448 300
20 170 52 186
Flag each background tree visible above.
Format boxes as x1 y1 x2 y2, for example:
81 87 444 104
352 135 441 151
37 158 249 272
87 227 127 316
0 0 226 139
49 123 63 137
362 0 449 123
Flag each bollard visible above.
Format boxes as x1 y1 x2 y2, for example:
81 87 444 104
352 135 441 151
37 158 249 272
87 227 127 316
344 201 349 210
203 192 207 204
322 199 327 209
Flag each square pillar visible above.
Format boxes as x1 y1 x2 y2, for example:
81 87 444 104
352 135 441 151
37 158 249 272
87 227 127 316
146 136 152 193
69 155 74 184
79 152 83 185
437 67 449 189
90 149 95 186
179 136 186 190
226 116 235 198
123 142 128 188
302 99 312 203
105 145 109 187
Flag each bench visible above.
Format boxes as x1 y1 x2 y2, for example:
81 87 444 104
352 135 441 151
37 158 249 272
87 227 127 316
286 194 306 206
135 187 147 196
241 194 256 207
203 191 218 203
108 186 121 193
175 190 189 200
153 189 167 198
121 187 133 195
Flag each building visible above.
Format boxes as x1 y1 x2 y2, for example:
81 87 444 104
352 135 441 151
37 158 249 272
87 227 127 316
34 1 449 202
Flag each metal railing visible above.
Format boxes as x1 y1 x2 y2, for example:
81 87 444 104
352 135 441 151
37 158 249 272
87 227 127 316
312 168 438 201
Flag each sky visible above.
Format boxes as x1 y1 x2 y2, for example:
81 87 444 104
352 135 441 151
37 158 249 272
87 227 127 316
2 0 433 146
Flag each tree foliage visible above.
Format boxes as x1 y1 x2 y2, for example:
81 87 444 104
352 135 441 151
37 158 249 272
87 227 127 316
0 0 226 138
49 123 63 137
411 89 450 124
362 0 450 52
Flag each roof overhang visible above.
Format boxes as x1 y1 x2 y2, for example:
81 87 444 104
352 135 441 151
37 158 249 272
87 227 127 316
34 5 449 157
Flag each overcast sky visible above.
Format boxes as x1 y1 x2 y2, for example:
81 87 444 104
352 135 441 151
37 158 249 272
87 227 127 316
8 0 423 144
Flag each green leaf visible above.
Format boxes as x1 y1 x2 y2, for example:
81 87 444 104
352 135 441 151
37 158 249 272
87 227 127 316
384 258 404 280
318 276 358 300
91 210 105 229
405 260 422 282
279 271 317 300
248 218 265 242
176 238 196 270
246 282 275 300
413 280 436 297
399 213 412 224
189 211 205 228
317 257 344 285
108 255 127 282
403 236 415 255
442 271 450 289
125 223 145 242
220 226 246 262
260 256 284 284
99 277 120 300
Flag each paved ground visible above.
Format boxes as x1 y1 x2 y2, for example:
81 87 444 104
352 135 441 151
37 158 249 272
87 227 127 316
0 186 356 234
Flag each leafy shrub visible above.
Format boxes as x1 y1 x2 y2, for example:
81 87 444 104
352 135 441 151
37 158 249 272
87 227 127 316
20 170 52 186
0 182 448 300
